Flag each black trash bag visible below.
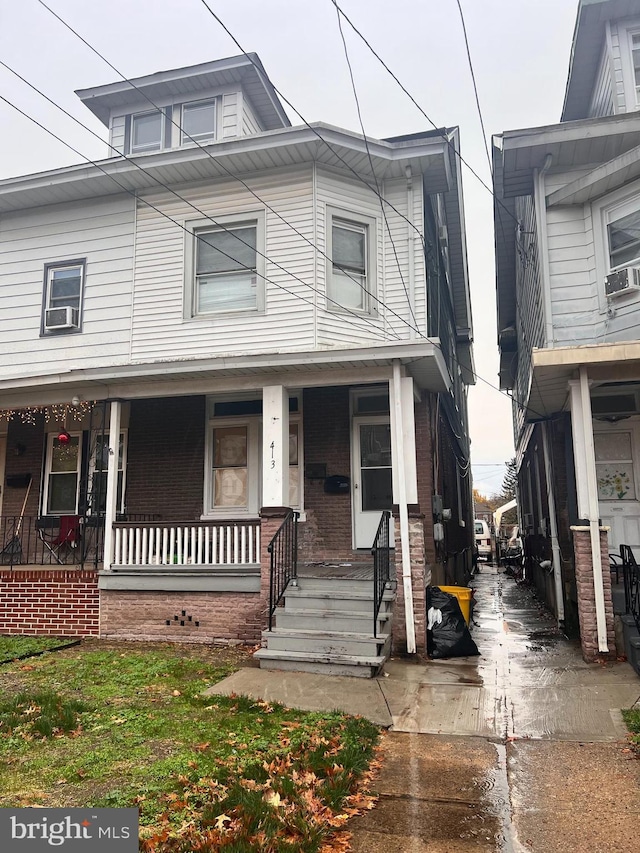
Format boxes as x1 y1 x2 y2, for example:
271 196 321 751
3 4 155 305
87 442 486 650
427 587 480 659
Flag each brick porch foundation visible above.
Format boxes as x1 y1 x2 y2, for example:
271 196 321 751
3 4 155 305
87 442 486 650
0 569 99 636
392 511 427 655
571 526 617 662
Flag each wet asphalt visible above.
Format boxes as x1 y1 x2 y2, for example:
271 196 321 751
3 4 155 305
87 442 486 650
349 565 640 852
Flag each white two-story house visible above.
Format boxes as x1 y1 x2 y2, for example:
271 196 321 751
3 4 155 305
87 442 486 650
495 0 640 663
0 54 474 674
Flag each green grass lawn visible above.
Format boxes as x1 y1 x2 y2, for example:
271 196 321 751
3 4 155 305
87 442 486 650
0 641 379 852
0 635 76 663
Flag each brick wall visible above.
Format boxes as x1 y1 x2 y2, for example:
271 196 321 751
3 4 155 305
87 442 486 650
392 512 427 654
3 417 45 519
0 569 99 635
571 527 617 662
126 397 206 520
99 590 264 643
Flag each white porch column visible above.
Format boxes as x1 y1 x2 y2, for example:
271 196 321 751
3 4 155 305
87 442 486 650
569 371 608 652
102 400 121 571
541 421 565 625
262 385 289 508
390 361 416 653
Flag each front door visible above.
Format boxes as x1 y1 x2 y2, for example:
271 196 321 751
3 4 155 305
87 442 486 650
594 423 640 552
352 417 393 548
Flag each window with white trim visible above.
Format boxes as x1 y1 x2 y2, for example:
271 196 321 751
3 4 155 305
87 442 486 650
187 214 265 317
130 110 163 153
326 208 376 314
182 99 216 144
42 260 84 334
204 395 302 516
43 433 82 515
606 199 640 270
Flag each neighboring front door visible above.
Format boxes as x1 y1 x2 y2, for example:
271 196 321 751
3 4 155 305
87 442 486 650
352 417 393 548
0 435 5 516
594 423 640 552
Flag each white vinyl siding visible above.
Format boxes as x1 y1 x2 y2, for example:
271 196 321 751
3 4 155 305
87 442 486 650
542 170 640 347
242 98 263 136
613 19 640 113
588 43 614 118
131 166 316 361
222 92 239 139
0 195 134 376
316 168 425 347
109 115 126 155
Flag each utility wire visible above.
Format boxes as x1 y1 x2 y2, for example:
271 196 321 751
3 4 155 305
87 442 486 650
0 61 408 343
332 3 419 331
17 3 546 421
453 0 492 176
0 93 408 343
329 0 518 226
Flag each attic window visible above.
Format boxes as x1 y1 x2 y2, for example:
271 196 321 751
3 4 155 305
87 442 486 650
182 100 216 144
131 111 163 153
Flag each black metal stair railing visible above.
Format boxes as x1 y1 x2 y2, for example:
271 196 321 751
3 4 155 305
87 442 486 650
621 544 640 632
267 510 299 631
371 510 392 637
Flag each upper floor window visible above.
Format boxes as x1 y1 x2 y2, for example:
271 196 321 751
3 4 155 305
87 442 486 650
182 99 216 144
326 207 376 314
42 260 85 334
631 32 640 104
186 213 265 317
131 110 163 153
606 199 640 270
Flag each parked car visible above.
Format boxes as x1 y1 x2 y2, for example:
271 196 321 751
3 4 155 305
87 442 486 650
474 519 492 561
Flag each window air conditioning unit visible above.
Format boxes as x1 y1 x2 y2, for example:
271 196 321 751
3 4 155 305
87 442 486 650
44 306 79 330
605 266 640 298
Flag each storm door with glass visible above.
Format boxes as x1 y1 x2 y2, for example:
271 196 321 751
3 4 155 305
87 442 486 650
352 417 392 548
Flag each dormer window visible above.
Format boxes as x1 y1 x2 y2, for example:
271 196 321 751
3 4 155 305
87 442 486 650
131 110 163 153
182 99 216 144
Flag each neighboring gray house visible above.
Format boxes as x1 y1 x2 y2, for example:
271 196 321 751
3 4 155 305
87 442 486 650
0 54 475 673
495 0 640 662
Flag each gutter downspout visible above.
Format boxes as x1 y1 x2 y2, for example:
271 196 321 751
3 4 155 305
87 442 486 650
406 165 416 338
542 421 565 625
534 153 554 347
392 359 416 653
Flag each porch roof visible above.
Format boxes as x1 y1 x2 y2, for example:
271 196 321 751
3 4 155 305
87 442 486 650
0 340 451 409
523 341 640 421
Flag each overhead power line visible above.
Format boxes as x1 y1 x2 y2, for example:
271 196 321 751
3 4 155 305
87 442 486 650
13 1 545 422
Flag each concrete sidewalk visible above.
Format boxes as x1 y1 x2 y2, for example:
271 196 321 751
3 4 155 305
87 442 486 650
207 567 640 851
207 567 640 741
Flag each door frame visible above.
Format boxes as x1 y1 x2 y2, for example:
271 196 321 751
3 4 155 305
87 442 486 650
593 417 640 551
350 414 392 549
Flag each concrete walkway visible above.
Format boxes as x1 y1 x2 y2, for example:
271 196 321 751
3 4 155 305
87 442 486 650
207 566 640 851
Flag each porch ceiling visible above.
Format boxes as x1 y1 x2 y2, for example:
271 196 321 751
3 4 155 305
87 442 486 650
0 341 451 409
525 342 640 421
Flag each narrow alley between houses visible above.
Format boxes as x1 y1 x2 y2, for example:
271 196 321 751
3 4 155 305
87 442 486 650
349 565 640 852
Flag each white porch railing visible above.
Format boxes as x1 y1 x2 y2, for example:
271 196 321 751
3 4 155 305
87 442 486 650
111 522 261 568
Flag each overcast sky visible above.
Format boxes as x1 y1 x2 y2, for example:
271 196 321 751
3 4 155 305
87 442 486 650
0 0 580 495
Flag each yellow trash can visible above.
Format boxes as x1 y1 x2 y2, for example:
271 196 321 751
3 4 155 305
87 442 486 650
437 586 473 625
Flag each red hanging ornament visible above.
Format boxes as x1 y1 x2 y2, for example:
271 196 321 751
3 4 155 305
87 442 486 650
57 429 71 444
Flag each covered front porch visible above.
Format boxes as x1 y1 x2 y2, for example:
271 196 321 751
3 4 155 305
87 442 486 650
0 343 448 660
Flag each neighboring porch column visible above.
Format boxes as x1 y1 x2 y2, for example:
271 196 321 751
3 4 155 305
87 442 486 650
568 370 615 658
390 362 418 654
541 421 565 626
102 400 121 572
